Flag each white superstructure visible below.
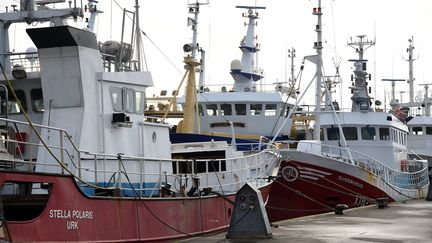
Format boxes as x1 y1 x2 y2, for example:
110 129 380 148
177 5 296 138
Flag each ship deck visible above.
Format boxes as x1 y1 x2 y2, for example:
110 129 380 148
179 199 432 242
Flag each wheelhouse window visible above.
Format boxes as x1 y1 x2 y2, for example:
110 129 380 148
279 105 290 117
124 88 134 113
265 104 277 116
235 104 246 115
426 127 432 135
31 89 44 112
220 104 232 116
110 86 146 114
110 87 123 112
412 127 423 135
197 104 204 116
361 127 376 140
379 127 390 141
342 127 358 140
0 89 27 114
206 104 218 116
391 129 396 142
135 91 145 114
250 104 262 116
327 127 340 140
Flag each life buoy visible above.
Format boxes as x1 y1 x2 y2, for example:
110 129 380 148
401 160 409 172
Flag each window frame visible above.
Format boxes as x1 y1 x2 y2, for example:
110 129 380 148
361 126 376 140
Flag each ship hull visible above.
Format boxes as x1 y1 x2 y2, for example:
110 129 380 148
266 151 392 222
0 170 272 242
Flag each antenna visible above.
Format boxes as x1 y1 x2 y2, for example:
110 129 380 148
347 35 375 112
381 79 405 108
418 83 432 116
403 36 417 104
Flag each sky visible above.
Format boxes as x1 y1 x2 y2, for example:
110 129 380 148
1 0 432 110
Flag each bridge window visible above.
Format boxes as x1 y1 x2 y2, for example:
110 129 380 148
124 88 134 113
265 104 277 116
412 127 423 135
342 127 358 140
427 127 432 135
31 89 44 112
220 104 232 116
391 129 396 142
135 91 145 114
379 127 390 141
206 104 218 116
361 127 376 140
327 127 340 140
197 104 204 116
250 104 262 116
280 105 290 117
110 87 123 112
235 104 246 115
110 86 146 114
0 90 27 114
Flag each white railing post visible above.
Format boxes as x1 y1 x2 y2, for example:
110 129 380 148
94 154 98 184
60 130 64 169
140 159 143 198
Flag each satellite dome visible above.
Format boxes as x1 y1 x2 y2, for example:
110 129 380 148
230 59 241 70
25 47 38 62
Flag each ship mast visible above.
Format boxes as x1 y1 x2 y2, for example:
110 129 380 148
230 6 265 92
405 36 416 105
288 47 296 85
347 35 375 112
312 0 323 140
134 0 142 71
177 1 205 134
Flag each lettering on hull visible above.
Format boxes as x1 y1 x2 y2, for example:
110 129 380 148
49 209 94 230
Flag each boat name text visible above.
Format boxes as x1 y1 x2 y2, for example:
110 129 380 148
338 176 363 189
49 209 94 219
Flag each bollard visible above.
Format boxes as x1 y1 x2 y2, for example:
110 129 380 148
334 204 348 215
226 183 272 240
375 197 389 208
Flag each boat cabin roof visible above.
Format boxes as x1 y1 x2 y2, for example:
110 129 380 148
178 91 290 104
406 116 432 126
320 112 408 132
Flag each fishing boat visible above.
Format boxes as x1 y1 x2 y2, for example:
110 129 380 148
146 4 298 148
266 0 429 222
383 38 432 171
0 1 280 241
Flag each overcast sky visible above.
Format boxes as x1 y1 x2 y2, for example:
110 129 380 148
2 0 432 109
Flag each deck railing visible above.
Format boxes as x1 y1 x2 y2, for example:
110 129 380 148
0 117 280 198
297 141 429 192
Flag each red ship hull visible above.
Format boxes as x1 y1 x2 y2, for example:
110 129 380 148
266 158 391 222
0 171 272 242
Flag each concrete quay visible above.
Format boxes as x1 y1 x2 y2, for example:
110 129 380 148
179 199 432 243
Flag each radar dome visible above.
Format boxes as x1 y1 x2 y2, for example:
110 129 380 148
25 47 38 62
230 59 241 70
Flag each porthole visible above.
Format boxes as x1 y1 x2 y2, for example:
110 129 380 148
152 132 157 143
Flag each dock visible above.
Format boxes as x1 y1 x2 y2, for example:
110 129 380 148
179 199 432 242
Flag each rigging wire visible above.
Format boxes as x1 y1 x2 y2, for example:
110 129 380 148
111 0 182 75
269 58 306 138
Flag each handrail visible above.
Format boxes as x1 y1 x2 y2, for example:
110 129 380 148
296 140 429 191
0 117 280 198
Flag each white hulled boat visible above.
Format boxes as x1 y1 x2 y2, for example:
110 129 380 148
266 1 429 222
383 38 432 170
0 1 280 241
165 5 297 147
